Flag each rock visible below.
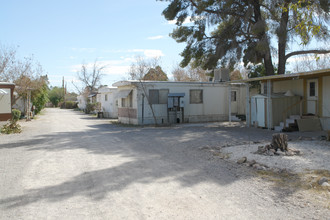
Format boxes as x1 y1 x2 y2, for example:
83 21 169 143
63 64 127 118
268 151 274 156
237 157 247 164
280 168 288 173
199 146 210 150
285 151 294 156
269 149 276 153
276 151 285 156
248 159 257 166
257 165 265 170
257 146 265 153
318 177 328 185
272 168 280 173
321 182 330 187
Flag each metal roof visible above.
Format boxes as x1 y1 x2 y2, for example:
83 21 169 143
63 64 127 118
229 68 330 83
0 82 15 85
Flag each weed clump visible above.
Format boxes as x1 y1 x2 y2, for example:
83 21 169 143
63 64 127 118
1 109 22 134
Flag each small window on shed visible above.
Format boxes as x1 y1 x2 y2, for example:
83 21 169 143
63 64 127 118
231 91 237 102
149 89 159 104
105 94 108 101
190 89 203 104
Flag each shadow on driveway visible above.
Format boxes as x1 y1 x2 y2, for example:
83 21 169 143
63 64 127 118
0 113 302 209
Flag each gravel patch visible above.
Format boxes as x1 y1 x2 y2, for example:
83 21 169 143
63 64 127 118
220 140 330 173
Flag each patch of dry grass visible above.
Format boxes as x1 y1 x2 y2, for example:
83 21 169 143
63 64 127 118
212 151 232 159
257 169 330 209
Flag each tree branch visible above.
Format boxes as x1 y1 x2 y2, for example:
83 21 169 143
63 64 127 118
285 50 330 61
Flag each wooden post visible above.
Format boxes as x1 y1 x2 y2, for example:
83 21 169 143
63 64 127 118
26 90 31 121
315 100 318 117
228 85 232 123
266 80 272 130
245 83 250 127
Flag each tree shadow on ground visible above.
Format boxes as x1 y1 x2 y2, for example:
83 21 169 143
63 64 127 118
0 114 306 209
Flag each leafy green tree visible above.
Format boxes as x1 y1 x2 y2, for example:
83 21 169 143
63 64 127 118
48 86 64 107
160 0 329 75
32 75 49 114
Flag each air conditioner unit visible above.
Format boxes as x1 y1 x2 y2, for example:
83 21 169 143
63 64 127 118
213 68 230 82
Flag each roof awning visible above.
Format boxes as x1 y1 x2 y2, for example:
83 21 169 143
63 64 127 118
116 89 132 99
0 89 8 94
168 93 185 97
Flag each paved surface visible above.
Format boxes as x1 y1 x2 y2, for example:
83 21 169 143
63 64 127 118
0 108 328 219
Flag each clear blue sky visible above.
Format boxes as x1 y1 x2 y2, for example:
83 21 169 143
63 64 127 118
1 0 186 91
2 1 328 92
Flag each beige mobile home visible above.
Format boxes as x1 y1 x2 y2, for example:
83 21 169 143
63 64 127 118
112 80 246 125
239 69 330 131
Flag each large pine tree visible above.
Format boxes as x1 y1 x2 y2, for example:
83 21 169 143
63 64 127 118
160 0 329 75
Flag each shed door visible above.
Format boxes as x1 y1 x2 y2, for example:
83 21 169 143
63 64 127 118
307 79 318 115
256 98 265 127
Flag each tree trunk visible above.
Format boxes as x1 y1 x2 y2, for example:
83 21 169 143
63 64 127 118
263 49 275 76
277 2 289 75
271 133 288 152
252 1 274 76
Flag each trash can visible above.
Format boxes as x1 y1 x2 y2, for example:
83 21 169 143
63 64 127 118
97 112 103 118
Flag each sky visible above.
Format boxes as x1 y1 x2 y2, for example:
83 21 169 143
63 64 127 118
1 1 328 92
1 0 187 92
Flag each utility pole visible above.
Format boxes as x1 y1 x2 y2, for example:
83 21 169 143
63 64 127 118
62 76 66 102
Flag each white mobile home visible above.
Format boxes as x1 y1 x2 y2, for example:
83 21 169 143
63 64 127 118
112 80 246 125
97 86 118 118
77 94 87 110
0 82 15 121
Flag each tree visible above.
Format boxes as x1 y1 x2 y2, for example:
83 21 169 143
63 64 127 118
0 44 17 82
142 66 168 81
172 63 210 81
32 75 49 114
230 70 243 81
0 44 49 114
127 56 163 124
64 92 78 102
160 0 329 75
291 53 330 73
74 60 105 93
48 86 64 107
128 56 162 80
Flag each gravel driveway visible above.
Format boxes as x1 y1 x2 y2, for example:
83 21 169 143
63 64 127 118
0 108 328 219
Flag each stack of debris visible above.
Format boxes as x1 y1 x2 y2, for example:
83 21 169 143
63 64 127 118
236 156 289 173
254 133 300 156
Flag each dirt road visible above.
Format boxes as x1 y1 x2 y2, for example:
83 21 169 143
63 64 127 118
0 108 328 219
